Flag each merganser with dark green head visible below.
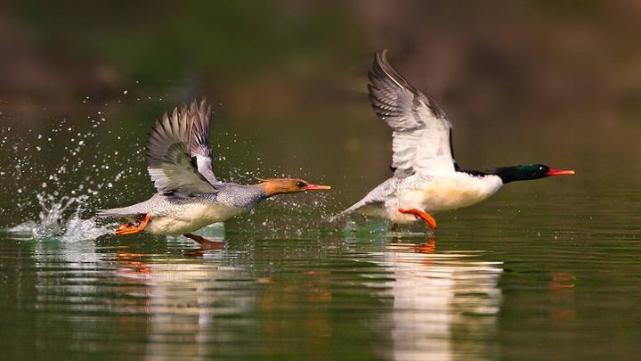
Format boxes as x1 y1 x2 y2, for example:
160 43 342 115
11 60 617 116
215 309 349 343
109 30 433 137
335 50 574 230
98 99 331 244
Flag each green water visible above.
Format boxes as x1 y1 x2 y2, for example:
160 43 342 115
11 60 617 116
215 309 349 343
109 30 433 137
1 100 641 361
3 2 641 359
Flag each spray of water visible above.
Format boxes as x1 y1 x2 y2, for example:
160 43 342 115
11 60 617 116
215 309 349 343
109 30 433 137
8 193 116 241
1 105 134 241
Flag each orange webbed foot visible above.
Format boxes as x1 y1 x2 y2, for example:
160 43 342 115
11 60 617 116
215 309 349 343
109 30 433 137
115 214 152 236
398 208 437 230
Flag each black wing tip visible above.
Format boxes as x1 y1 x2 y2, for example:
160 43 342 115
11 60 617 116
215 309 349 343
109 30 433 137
369 49 410 88
149 98 213 133
373 49 389 68
192 97 213 126
171 97 211 120
145 96 213 160
368 50 388 84
160 97 212 120
368 49 448 120
187 97 211 115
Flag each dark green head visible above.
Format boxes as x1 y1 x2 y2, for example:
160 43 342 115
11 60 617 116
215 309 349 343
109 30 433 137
495 164 575 184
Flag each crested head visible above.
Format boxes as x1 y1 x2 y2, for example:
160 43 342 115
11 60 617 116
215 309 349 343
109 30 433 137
258 178 331 197
495 164 575 184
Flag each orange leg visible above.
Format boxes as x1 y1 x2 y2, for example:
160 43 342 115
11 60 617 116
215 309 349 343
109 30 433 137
398 208 437 230
115 214 152 235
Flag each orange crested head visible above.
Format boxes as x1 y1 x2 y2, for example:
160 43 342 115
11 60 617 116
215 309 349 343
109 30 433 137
259 178 331 197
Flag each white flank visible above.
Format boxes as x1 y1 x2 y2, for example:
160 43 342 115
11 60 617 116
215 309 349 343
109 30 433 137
385 174 503 224
146 203 245 235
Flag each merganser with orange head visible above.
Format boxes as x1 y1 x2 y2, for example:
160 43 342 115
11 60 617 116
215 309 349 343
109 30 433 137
335 50 574 230
98 99 330 244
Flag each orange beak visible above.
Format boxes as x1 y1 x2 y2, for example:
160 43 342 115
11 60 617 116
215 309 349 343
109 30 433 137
303 184 332 191
547 168 576 176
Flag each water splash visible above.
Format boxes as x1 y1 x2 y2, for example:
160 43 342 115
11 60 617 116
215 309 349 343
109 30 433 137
1 103 141 240
8 193 115 241
0 107 148 223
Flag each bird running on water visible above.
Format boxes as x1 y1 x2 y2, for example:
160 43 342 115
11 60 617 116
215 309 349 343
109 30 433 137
335 50 574 230
98 99 331 245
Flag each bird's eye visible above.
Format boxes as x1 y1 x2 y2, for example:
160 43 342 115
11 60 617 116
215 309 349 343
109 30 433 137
296 181 307 188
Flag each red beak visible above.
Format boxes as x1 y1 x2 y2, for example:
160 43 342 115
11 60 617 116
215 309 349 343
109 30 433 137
547 168 575 176
303 184 332 191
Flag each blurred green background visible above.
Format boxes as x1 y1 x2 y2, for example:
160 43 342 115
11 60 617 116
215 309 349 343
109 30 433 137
0 0 640 220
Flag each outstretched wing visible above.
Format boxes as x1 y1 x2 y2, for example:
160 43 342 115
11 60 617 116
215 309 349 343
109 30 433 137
368 49 457 177
146 99 219 195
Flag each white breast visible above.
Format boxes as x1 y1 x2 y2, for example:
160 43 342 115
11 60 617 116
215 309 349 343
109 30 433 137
388 173 503 223
146 203 246 236
423 174 502 210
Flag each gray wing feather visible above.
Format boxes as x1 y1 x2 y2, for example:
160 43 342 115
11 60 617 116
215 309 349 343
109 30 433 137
146 99 218 194
369 49 456 177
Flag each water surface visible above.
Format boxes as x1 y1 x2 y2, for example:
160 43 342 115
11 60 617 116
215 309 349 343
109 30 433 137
1 102 640 361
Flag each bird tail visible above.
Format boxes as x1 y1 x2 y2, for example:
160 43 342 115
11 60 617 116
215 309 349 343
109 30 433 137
95 206 142 219
329 203 362 222
328 210 348 223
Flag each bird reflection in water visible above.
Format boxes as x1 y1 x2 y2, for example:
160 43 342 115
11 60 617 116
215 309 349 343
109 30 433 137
114 246 254 359
413 236 437 254
376 235 503 361
549 271 576 322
